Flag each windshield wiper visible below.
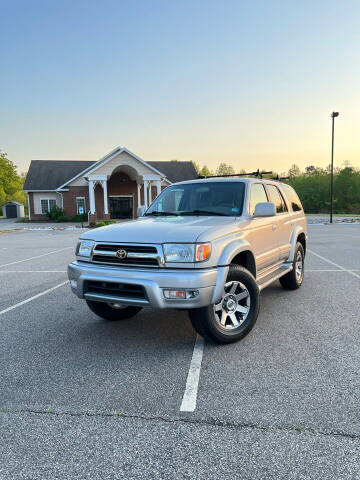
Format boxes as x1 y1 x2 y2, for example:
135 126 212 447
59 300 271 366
145 211 179 216
180 210 230 216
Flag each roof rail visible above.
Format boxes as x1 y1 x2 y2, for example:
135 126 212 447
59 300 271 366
198 169 273 179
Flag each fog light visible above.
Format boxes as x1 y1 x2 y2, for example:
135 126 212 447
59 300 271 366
186 290 199 299
163 289 186 299
70 280 77 289
163 289 199 299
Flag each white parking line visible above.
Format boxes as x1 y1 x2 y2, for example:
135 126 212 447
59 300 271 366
0 247 72 268
0 281 68 317
307 269 360 272
180 334 205 412
307 249 360 279
0 270 67 273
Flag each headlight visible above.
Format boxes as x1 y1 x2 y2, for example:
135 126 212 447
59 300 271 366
76 240 95 257
163 243 211 263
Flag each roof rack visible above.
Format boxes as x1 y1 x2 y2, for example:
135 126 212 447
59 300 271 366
270 175 290 181
198 169 273 179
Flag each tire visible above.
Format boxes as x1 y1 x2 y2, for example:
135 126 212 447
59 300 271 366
86 300 142 321
188 265 260 344
279 242 305 290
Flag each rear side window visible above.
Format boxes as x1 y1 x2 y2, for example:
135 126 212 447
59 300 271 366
266 185 288 213
249 183 268 215
281 184 303 212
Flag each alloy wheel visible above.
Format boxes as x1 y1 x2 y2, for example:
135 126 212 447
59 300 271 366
213 281 251 330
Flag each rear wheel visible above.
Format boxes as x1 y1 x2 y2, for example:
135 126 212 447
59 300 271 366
188 265 260 344
279 242 305 290
86 300 142 321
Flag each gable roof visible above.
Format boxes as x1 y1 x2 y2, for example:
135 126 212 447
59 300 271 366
23 160 95 191
148 161 198 183
23 157 198 191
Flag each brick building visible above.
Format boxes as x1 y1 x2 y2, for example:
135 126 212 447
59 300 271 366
23 147 197 222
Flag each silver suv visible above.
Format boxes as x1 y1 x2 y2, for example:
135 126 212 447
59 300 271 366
68 177 307 344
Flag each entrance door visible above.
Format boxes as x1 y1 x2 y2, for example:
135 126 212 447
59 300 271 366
109 196 133 219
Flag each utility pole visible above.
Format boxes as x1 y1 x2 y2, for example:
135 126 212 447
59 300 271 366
330 112 339 223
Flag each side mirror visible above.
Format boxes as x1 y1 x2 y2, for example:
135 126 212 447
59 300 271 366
253 202 276 217
137 205 146 217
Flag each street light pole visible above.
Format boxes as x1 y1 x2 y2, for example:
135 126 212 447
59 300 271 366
330 112 339 224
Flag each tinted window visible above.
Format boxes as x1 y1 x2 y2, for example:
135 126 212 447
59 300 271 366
266 185 287 213
281 184 303 212
146 182 245 216
249 183 268 215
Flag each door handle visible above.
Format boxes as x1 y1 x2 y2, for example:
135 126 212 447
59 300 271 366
272 225 277 231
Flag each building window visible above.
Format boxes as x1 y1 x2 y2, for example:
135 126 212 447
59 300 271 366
76 197 86 214
41 199 57 214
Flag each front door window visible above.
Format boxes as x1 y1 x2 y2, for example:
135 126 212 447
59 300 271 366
109 197 133 219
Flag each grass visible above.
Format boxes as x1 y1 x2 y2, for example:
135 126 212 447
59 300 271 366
306 213 360 216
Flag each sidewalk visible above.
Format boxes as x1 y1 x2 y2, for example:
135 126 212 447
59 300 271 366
0 218 88 231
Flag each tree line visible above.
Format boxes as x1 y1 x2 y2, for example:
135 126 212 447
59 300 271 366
193 161 360 214
0 151 27 215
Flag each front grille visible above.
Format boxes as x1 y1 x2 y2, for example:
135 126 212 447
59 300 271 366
92 255 158 266
91 243 161 267
95 244 157 254
85 280 146 299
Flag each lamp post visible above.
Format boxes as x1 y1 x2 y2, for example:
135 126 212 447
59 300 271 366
330 112 339 224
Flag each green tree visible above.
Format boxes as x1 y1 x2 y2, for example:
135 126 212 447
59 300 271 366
0 151 27 213
199 165 213 177
216 163 235 176
288 164 301 178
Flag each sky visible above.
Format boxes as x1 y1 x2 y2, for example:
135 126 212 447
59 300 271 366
1 0 360 175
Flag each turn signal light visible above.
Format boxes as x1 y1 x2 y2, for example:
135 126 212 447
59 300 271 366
195 243 211 262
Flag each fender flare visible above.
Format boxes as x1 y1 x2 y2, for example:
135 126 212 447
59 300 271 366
287 226 306 262
218 239 255 267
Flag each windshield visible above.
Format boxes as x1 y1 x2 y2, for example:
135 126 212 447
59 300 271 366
145 181 245 217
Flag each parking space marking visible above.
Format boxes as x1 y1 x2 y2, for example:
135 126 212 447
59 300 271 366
307 249 360 279
180 334 205 412
307 269 360 272
0 270 67 273
0 281 68 317
0 247 72 268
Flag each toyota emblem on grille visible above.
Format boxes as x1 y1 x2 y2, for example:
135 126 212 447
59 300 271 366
116 249 127 259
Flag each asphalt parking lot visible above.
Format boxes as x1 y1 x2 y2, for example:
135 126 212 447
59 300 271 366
0 225 359 479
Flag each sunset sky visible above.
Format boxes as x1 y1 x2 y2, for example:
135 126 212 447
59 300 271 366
1 0 360 174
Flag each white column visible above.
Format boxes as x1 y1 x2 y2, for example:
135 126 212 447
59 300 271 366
137 183 141 206
144 180 148 208
89 180 95 214
155 180 161 197
148 181 153 204
102 179 108 215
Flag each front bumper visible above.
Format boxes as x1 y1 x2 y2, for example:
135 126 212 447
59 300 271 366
68 261 228 309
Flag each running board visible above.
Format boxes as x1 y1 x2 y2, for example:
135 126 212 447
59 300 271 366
257 264 293 291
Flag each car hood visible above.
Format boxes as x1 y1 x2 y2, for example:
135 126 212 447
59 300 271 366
81 216 245 243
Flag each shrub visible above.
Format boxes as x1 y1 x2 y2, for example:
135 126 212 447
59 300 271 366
71 213 87 222
46 206 65 221
103 220 116 225
56 216 69 222
96 221 105 227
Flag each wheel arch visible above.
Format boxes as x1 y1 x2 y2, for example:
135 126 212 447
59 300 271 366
230 250 256 278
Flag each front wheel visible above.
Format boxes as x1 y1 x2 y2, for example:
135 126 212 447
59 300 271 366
188 265 260 344
86 300 142 321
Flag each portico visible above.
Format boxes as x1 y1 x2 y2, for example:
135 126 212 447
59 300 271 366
81 148 168 222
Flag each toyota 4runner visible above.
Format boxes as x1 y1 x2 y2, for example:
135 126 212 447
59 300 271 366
68 177 307 344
